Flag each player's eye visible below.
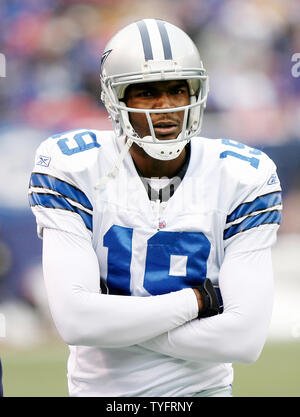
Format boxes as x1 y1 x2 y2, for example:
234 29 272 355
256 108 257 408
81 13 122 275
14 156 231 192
171 87 188 95
136 90 153 98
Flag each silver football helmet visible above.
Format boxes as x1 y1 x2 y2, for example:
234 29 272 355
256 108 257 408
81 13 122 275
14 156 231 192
100 18 209 161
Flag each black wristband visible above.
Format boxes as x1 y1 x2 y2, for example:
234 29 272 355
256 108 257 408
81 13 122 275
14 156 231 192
193 278 221 319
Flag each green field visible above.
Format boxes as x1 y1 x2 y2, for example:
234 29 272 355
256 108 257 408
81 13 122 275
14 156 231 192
1 339 299 397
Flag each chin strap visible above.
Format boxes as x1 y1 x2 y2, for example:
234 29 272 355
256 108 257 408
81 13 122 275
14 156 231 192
141 138 189 161
94 133 187 190
94 138 133 190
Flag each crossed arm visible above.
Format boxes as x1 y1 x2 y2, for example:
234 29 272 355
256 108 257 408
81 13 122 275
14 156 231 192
42 228 274 364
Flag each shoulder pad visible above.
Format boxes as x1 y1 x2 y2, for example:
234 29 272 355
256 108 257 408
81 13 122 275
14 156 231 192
216 138 278 187
34 129 104 175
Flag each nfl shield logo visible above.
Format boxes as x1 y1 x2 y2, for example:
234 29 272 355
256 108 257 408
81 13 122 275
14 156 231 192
159 220 166 229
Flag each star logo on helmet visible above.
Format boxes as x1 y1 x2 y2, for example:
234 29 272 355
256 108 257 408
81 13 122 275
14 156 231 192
100 49 112 74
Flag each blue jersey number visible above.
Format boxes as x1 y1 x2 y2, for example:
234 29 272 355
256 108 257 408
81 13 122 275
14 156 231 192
219 139 261 168
103 225 211 296
55 130 100 155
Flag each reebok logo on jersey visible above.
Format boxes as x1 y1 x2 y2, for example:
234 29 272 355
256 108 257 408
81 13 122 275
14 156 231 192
36 155 51 167
267 173 279 185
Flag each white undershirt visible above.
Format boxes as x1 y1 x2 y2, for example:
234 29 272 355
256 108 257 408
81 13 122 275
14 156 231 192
42 227 274 363
42 228 199 347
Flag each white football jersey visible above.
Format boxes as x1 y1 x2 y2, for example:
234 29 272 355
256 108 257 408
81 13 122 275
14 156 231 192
29 129 282 396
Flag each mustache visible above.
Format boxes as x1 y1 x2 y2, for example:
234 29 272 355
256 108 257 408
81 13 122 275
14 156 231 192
152 116 180 126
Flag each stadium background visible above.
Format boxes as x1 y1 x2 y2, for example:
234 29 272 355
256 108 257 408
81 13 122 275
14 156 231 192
0 0 299 397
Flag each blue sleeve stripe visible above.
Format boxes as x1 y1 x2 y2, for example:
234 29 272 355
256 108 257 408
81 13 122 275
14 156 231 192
224 210 281 240
29 192 92 231
30 173 92 210
227 191 282 223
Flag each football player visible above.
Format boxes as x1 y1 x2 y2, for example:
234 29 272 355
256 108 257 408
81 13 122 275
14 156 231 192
0 359 3 397
29 19 282 397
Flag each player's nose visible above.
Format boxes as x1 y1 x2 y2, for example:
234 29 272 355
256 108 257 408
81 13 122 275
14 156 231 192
153 92 173 109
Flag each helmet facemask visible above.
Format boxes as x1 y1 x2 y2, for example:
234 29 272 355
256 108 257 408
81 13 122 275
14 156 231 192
101 72 208 160
100 19 209 161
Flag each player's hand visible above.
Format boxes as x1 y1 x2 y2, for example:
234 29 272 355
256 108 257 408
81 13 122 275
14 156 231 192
192 279 222 318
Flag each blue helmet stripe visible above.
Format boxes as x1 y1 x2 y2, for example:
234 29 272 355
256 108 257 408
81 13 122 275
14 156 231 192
156 20 173 60
137 20 153 61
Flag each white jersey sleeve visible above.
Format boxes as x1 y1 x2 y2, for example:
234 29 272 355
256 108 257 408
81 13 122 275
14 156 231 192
42 227 199 347
140 139 282 364
140 246 273 364
220 139 282 254
29 129 200 347
28 129 99 241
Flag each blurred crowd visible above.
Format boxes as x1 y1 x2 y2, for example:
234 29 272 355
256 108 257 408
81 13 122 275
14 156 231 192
0 0 300 346
0 0 299 141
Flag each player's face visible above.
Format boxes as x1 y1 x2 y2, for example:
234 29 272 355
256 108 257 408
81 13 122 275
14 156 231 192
124 80 190 140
